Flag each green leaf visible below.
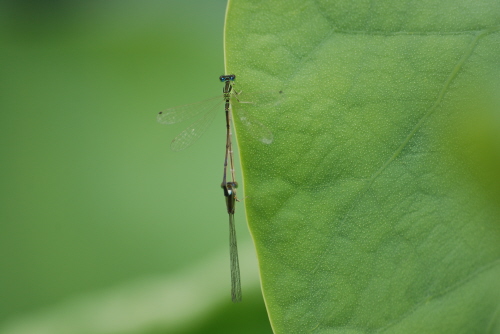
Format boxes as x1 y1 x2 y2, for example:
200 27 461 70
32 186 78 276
224 0 500 333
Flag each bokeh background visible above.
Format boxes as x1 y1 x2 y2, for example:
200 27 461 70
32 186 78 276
0 0 272 333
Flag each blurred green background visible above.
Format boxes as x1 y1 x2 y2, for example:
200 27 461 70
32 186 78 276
0 0 271 332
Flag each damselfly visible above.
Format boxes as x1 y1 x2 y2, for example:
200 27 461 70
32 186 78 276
219 74 241 302
158 75 281 302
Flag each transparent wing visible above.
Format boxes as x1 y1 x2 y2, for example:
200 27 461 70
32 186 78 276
230 90 285 144
233 89 286 106
233 106 274 144
169 101 222 151
229 213 242 303
157 95 223 125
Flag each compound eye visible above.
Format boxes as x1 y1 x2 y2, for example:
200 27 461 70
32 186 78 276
219 75 225 82
230 75 236 81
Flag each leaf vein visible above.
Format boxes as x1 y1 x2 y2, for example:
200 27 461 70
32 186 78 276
376 259 500 333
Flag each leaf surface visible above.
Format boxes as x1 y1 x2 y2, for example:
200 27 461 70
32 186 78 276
225 1 500 333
